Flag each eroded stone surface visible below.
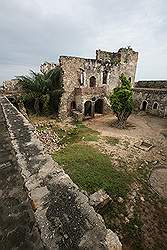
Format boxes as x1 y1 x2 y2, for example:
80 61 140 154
0 102 45 250
150 166 167 198
0 96 122 250
89 189 111 208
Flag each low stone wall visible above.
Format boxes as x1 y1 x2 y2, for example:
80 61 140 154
135 80 167 89
0 96 122 250
133 88 167 117
0 103 45 250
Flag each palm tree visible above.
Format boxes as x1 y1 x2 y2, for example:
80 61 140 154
17 67 63 115
44 67 64 114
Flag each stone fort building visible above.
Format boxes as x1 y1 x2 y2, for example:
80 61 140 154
41 47 138 119
3 47 167 118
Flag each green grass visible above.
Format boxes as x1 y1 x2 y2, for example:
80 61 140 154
106 136 119 145
82 134 99 141
75 122 100 141
53 144 132 197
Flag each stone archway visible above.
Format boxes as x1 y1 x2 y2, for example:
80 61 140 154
141 100 148 111
95 99 103 114
84 101 92 116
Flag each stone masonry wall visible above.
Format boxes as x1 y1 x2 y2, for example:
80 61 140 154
2 79 21 95
40 62 58 74
135 80 167 89
0 96 122 250
59 48 138 118
0 102 45 250
133 88 167 117
59 56 87 118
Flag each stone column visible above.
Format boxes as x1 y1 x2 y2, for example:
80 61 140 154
91 101 95 117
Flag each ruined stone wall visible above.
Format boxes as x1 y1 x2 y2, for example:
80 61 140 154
96 48 138 88
59 56 87 117
135 80 167 89
0 102 45 250
2 79 21 95
59 55 108 117
96 49 119 62
133 88 167 117
0 96 122 250
40 62 58 74
59 48 138 118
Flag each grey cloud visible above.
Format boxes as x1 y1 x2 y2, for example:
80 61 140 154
0 0 167 83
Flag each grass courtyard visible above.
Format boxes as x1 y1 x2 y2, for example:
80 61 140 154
53 143 132 197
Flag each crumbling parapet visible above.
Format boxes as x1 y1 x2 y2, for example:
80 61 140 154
2 79 21 95
40 62 58 74
1 96 122 250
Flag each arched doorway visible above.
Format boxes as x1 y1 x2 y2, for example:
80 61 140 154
90 76 96 87
152 102 158 110
141 100 148 111
95 99 103 114
84 101 92 116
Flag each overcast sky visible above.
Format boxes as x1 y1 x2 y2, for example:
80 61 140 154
0 0 167 84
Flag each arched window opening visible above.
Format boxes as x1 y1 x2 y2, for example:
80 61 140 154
79 70 84 86
103 70 108 84
95 99 104 114
153 102 158 110
84 101 92 116
141 100 148 111
90 76 96 87
71 101 76 110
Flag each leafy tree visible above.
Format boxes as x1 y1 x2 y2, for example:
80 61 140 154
110 74 133 128
17 67 63 115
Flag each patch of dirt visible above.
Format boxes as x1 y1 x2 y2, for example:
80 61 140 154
85 113 166 138
85 114 167 168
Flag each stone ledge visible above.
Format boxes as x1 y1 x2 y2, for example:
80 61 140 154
1 96 122 250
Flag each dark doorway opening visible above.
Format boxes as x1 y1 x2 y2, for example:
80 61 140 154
95 99 103 114
90 76 96 87
141 100 148 111
71 101 76 110
84 101 92 116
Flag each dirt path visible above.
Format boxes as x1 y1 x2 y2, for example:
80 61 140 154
85 113 167 140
